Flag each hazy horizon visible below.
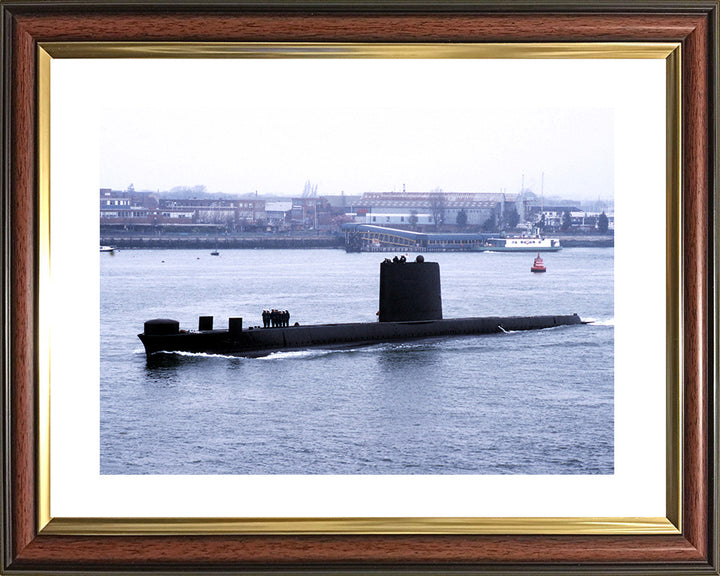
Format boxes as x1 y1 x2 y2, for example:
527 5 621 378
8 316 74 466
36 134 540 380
103 186 613 207
95 59 622 202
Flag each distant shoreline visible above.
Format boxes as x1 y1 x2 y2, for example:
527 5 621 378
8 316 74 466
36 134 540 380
100 235 344 250
101 234 613 250
553 235 614 248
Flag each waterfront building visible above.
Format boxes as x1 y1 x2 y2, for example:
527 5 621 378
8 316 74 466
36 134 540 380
358 191 529 230
570 211 615 232
99 189 132 209
100 189 268 232
264 201 292 228
526 206 614 233
322 194 363 213
289 197 334 229
366 213 434 226
158 198 266 227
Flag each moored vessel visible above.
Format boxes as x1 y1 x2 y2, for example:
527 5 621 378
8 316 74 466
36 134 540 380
472 236 561 252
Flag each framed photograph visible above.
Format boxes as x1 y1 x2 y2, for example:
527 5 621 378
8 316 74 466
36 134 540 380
2 1 717 574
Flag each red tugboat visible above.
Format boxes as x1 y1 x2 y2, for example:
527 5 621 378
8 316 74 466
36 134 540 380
531 253 546 273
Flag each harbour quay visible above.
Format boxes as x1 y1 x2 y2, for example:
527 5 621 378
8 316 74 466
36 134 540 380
99 233 343 250
99 230 613 251
343 224 613 253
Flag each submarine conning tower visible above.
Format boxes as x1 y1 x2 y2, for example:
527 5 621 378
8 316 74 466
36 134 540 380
378 255 442 322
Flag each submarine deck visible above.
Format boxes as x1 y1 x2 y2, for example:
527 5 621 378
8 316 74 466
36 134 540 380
138 314 584 358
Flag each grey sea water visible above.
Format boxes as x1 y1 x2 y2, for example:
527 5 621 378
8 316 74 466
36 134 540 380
100 247 614 475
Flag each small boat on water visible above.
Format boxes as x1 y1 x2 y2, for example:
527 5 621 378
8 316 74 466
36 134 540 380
210 250 220 256
531 253 546 273
100 245 116 253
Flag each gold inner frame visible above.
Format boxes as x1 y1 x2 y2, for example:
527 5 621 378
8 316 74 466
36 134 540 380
36 42 682 536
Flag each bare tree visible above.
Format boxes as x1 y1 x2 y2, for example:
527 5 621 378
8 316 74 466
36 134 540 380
456 209 468 229
598 211 609 233
429 188 446 231
481 214 497 232
503 207 520 230
302 180 318 197
409 210 419 229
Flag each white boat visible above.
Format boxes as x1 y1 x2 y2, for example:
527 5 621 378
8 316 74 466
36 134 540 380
472 236 561 252
100 245 116 253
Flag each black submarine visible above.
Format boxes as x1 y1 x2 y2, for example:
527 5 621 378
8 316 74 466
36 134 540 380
138 256 584 359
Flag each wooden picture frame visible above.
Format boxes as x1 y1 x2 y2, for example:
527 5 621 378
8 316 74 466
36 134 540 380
1 1 717 573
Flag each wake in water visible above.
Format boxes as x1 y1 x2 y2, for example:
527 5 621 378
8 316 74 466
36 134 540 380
257 341 435 360
258 349 348 360
585 317 615 326
151 350 240 360
141 326 585 363
147 346 370 362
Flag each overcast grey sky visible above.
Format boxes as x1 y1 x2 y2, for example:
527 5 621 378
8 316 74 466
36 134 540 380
96 59 624 199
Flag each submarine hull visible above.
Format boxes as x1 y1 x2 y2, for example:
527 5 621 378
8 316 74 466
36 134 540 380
138 314 583 358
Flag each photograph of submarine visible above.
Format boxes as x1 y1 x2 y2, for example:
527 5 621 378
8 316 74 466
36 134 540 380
138 255 585 359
